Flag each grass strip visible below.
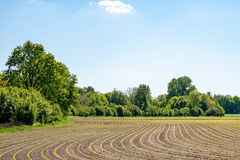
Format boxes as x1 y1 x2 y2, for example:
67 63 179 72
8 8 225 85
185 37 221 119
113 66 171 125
0 116 74 134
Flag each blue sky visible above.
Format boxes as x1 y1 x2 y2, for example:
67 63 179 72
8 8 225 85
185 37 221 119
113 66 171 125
0 0 240 97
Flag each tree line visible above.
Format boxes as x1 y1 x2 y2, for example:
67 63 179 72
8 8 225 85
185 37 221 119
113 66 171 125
0 41 239 125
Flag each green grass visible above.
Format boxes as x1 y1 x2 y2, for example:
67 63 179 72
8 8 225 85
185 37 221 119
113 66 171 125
0 116 74 134
225 114 240 117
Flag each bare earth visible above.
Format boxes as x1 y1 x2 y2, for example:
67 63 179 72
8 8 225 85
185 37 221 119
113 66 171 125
0 117 240 160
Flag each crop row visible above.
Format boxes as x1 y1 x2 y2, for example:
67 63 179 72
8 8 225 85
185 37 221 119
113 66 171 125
0 119 240 160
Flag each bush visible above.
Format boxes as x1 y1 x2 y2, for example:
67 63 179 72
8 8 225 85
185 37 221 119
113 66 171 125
189 107 204 116
38 103 63 124
158 108 171 116
205 107 224 116
172 109 180 116
69 105 77 116
126 105 143 116
95 106 106 116
0 87 63 125
123 107 132 117
110 107 118 116
178 107 190 116
145 106 159 116
116 106 124 117
117 106 132 117
15 102 36 125
105 107 115 116
77 106 95 117
107 104 119 116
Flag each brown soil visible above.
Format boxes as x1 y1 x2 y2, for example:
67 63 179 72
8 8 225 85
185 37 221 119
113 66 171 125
0 118 240 160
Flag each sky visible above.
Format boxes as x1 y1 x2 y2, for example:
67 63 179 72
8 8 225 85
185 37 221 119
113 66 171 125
0 0 240 97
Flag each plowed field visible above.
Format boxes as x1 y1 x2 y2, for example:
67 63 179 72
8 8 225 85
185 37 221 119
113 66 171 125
1 117 240 160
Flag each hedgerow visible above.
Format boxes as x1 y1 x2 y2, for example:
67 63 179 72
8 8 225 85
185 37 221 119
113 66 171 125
0 87 62 125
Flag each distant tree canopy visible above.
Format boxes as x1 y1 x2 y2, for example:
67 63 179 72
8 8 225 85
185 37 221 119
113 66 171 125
133 84 152 111
167 76 196 99
106 89 129 106
214 95 240 114
2 40 240 126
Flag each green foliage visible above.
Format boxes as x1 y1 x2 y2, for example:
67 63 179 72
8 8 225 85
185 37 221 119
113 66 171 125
38 103 62 124
107 104 118 116
69 105 77 116
158 108 174 116
126 87 137 104
145 106 159 116
166 96 189 110
4 41 78 114
116 106 124 117
78 87 108 107
83 86 95 93
106 89 129 105
178 107 190 116
15 102 35 125
214 95 240 114
76 106 96 117
189 107 204 117
188 91 202 109
67 75 79 110
205 107 224 116
126 105 143 116
167 76 196 99
133 84 152 110
77 93 92 106
117 106 132 117
76 105 117 117
0 87 62 125
75 82 225 117
153 94 167 108
90 94 108 106
201 94 225 116
164 91 224 116
104 106 115 116
0 73 8 87
95 106 106 116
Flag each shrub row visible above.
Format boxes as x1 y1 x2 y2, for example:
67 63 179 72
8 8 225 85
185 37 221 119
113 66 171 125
73 104 224 117
0 87 63 125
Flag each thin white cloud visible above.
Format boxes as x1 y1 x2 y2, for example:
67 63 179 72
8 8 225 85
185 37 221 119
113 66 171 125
97 0 133 14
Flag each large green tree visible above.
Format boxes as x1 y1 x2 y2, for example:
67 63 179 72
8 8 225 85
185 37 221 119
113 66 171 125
133 84 152 110
4 41 77 113
167 76 196 99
